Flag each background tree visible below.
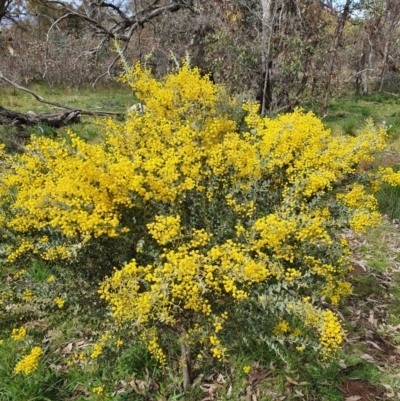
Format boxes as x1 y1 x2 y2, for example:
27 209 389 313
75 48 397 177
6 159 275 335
0 0 14 24
1 0 400 113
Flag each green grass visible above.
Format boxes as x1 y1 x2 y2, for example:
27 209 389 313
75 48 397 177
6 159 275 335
0 82 135 114
376 181 400 219
312 93 400 139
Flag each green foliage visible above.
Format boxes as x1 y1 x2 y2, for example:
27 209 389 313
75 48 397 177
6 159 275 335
26 122 58 138
342 116 362 136
0 125 30 153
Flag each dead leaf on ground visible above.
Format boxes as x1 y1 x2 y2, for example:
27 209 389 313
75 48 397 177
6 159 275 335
247 368 271 386
285 376 299 385
62 342 73 354
25 320 48 329
74 385 90 395
340 379 382 401
191 374 204 389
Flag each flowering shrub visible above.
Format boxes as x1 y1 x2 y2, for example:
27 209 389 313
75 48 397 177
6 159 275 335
0 62 396 384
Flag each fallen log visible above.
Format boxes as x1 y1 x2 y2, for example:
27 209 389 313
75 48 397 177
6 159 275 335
0 106 81 127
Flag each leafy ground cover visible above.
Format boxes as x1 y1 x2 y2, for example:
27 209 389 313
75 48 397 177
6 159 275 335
1 78 400 400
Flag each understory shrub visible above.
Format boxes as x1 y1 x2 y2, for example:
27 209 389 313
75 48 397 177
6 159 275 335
1 62 400 386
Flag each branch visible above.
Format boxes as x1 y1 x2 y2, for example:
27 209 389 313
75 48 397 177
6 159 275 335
0 71 122 117
43 12 76 80
123 3 183 41
92 51 122 87
37 0 192 85
46 0 117 38
96 0 130 19
383 91 399 97
45 0 187 41
343 68 375 83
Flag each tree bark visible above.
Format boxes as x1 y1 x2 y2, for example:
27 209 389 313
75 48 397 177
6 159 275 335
378 39 389 92
321 0 352 115
259 0 276 115
363 39 373 95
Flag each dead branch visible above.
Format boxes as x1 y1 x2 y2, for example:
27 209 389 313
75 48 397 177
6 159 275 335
0 106 81 127
343 68 375 84
46 0 188 42
40 0 193 83
0 71 122 117
383 91 399 97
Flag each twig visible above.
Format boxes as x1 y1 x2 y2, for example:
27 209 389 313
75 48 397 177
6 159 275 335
43 13 75 80
0 71 122 117
92 53 121 87
343 68 375 83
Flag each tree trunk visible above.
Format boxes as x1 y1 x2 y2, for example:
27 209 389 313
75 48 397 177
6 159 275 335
378 40 389 92
355 53 365 95
363 40 373 95
321 0 352 115
259 0 277 115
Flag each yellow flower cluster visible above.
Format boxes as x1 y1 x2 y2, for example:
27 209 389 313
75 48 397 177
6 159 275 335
90 331 113 359
213 312 228 333
21 289 35 302
14 347 43 375
54 297 65 308
11 327 26 341
319 310 344 356
147 337 167 365
0 290 12 307
337 184 381 232
92 386 104 395
243 365 251 374
300 300 344 357
273 320 290 336
147 215 181 245
141 329 166 365
284 268 302 282
209 335 227 360
67 351 87 366
13 269 27 279
90 343 103 359
379 167 400 186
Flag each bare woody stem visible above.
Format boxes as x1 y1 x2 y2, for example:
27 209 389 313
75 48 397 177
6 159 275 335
179 327 192 390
